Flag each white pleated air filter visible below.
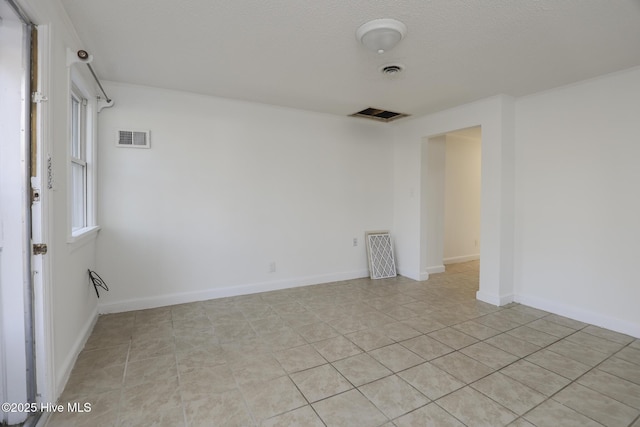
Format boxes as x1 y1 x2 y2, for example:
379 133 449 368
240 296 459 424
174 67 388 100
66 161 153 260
366 231 397 279
117 129 150 148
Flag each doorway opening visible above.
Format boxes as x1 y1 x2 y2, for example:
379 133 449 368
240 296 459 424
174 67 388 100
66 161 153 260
422 126 482 280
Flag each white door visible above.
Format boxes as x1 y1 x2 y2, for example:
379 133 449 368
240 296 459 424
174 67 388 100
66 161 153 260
0 1 48 424
0 2 32 424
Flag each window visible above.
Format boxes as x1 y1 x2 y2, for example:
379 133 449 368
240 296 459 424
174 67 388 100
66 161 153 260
69 75 97 241
70 85 87 231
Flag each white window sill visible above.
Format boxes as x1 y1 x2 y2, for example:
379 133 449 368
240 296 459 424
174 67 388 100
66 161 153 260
67 225 101 252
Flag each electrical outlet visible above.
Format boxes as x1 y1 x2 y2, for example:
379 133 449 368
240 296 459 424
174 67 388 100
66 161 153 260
269 262 276 273
353 237 358 247
474 239 479 247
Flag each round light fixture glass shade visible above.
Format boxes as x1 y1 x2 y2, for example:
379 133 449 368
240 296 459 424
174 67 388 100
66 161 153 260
356 18 407 54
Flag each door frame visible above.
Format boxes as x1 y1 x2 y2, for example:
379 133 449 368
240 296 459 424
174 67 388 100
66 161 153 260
32 21 55 409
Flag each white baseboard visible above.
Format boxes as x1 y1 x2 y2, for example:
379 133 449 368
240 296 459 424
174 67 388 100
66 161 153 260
55 306 98 400
426 265 445 274
443 254 480 265
98 269 370 314
515 293 640 338
396 267 424 281
476 291 514 307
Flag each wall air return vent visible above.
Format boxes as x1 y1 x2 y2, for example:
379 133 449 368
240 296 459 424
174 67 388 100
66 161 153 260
117 129 150 148
350 107 409 123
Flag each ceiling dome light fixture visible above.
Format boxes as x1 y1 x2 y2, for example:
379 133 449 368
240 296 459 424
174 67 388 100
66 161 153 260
356 18 407 54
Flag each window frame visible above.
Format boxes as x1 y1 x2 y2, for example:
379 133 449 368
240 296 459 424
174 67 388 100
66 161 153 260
68 68 99 245
70 85 87 231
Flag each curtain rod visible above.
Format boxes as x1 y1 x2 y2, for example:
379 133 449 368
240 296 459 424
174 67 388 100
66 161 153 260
6 0 33 25
76 50 112 103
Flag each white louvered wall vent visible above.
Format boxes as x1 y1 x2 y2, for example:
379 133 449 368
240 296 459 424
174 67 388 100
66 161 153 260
117 129 150 148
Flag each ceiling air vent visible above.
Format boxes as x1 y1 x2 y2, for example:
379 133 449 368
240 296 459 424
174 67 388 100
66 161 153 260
380 63 404 76
350 107 409 123
117 129 150 148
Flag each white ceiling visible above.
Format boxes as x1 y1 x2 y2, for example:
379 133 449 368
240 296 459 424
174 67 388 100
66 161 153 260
59 0 640 119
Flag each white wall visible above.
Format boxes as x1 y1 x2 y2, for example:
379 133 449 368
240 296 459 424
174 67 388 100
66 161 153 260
393 95 515 306
422 136 446 274
9 11 638 411
444 133 481 263
514 66 640 336
96 83 394 312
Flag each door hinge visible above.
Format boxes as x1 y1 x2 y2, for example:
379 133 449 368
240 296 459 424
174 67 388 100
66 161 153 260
33 243 48 255
32 92 48 103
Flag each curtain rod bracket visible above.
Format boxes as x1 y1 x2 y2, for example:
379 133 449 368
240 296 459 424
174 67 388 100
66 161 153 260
97 97 114 112
67 47 92 66
66 48 113 106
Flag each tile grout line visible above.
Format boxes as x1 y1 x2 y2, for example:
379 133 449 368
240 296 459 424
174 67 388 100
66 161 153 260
55 261 640 427
170 311 190 427
467 319 638 426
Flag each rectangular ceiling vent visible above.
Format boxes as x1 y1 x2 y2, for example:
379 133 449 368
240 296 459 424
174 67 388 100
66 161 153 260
117 129 150 148
350 107 409 123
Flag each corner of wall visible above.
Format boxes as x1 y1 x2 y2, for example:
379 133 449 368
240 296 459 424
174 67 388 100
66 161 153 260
54 305 98 401
514 293 640 338
426 265 445 275
476 290 514 307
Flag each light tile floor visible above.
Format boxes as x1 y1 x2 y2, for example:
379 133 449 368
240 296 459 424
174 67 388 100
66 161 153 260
47 261 640 427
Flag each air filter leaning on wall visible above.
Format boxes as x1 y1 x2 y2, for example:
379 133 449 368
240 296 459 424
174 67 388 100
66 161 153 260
366 231 397 279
